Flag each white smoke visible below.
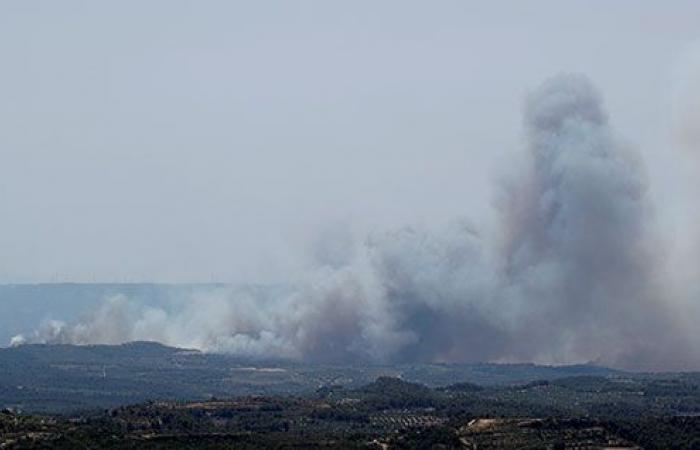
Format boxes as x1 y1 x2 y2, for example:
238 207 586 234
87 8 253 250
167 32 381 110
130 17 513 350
14 74 700 370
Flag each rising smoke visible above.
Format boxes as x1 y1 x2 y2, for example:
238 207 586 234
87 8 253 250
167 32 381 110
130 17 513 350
13 74 700 370
670 44 700 345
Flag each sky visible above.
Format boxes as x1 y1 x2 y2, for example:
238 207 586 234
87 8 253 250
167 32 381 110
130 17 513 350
1 1 700 284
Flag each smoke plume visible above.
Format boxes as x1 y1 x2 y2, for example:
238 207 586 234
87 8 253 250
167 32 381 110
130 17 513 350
13 74 700 370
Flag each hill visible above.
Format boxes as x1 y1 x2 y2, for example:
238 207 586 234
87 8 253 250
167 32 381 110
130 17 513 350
3 375 700 449
0 342 624 413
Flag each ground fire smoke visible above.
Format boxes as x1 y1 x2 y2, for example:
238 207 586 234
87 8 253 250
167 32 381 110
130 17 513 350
13 74 700 370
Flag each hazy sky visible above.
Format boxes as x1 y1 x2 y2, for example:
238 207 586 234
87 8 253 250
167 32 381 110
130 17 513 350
1 1 699 283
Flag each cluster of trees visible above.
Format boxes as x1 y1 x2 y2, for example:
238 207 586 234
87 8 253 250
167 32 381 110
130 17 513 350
4 375 700 448
609 417 700 450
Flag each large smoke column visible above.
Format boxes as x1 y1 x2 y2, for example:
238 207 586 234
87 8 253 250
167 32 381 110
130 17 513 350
670 44 700 342
499 74 692 369
13 74 700 370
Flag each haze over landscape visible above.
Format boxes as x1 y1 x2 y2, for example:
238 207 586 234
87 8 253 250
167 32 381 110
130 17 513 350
2 2 700 371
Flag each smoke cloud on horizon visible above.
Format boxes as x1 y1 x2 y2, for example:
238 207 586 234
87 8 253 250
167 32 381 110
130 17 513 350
12 74 700 371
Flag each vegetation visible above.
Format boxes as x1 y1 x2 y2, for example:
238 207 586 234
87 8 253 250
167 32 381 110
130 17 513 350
3 344 700 448
0 342 621 413
3 373 700 448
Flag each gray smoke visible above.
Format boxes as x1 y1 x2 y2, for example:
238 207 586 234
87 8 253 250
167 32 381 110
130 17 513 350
674 44 700 152
670 45 700 344
13 74 700 370
498 74 694 369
